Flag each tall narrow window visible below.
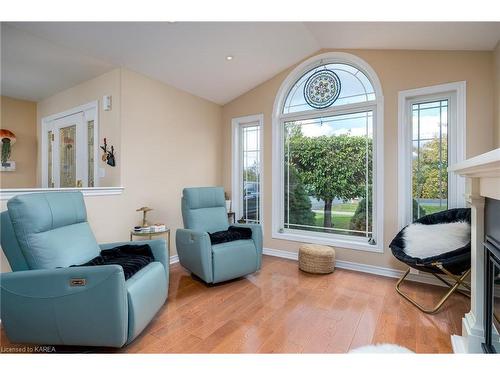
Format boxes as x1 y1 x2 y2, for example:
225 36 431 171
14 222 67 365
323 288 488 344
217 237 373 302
412 100 448 219
272 52 384 252
398 82 466 228
232 114 264 225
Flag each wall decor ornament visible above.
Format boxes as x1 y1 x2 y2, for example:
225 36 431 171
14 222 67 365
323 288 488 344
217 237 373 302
0 129 17 171
303 69 341 109
100 137 116 167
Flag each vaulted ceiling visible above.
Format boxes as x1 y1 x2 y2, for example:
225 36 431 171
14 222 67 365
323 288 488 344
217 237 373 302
2 22 500 104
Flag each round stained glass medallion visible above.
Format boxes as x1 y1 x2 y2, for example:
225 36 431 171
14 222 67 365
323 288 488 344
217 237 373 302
303 69 341 109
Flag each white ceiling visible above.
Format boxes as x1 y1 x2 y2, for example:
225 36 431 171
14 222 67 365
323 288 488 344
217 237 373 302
2 22 500 104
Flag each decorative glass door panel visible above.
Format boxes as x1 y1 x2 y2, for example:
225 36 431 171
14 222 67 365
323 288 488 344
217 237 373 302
42 103 98 189
44 111 88 188
59 125 77 187
87 120 95 187
47 130 53 187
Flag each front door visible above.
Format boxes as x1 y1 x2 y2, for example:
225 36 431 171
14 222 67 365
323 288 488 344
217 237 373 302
44 112 85 188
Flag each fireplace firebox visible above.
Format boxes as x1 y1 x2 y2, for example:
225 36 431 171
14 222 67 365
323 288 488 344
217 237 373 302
483 198 500 353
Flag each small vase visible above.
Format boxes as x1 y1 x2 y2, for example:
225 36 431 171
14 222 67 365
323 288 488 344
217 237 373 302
225 200 232 213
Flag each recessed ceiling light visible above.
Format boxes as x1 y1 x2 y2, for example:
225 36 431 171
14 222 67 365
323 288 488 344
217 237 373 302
226 55 234 61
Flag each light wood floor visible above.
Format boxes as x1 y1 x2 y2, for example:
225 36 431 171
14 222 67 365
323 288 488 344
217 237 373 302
0 255 469 353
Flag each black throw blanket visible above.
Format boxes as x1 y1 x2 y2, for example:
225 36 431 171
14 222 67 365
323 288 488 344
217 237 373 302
72 244 154 280
209 226 252 245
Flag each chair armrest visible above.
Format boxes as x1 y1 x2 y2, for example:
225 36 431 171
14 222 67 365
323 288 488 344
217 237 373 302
0 265 128 347
175 229 213 283
99 239 169 277
232 223 263 268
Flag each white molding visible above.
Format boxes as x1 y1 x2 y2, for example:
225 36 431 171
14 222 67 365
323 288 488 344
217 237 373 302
448 148 500 178
397 81 466 229
169 254 179 264
262 247 470 289
262 247 299 261
271 231 383 253
450 334 467 353
41 101 99 123
0 187 124 200
231 114 264 227
271 52 384 253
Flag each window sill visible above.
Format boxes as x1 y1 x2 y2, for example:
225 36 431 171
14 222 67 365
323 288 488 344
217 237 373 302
272 230 384 253
0 187 124 201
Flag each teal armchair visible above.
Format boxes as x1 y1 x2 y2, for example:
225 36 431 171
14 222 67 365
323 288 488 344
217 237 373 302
176 187 262 284
0 191 168 347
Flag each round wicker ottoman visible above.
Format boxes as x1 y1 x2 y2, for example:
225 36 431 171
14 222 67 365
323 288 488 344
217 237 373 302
299 244 335 274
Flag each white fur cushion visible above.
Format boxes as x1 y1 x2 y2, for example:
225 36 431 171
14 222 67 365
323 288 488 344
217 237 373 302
403 221 470 259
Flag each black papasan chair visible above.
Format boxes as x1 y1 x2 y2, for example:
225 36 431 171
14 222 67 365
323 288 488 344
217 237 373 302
389 208 471 314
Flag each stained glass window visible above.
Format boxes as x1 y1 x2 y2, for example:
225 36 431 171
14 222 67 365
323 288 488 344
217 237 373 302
274 54 382 249
283 63 375 114
87 120 95 187
59 125 76 188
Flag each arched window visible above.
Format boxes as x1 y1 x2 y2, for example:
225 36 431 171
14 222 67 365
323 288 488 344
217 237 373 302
272 52 384 252
283 63 376 114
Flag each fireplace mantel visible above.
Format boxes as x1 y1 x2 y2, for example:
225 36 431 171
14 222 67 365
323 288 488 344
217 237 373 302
448 147 500 353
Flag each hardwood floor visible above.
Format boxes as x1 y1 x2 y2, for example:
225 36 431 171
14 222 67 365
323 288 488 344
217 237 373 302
0 255 469 353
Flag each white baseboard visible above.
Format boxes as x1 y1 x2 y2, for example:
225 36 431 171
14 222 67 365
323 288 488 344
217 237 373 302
262 247 468 289
450 334 467 353
169 254 179 264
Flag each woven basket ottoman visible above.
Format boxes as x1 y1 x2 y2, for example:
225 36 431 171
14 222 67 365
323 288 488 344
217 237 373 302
298 244 335 274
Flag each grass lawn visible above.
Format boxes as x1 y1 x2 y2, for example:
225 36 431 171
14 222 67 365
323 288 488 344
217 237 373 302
331 202 359 212
312 202 359 230
419 204 447 215
314 213 353 229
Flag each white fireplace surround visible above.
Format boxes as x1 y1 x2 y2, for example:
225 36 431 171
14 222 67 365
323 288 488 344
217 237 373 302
448 147 500 353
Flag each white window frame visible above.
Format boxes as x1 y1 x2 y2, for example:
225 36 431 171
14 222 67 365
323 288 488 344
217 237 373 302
271 52 385 253
41 101 99 189
231 114 264 226
397 81 466 229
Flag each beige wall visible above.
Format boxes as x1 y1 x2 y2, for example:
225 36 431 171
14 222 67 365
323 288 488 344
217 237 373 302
1 68 223 272
494 41 500 148
0 96 37 188
222 49 495 271
37 69 122 187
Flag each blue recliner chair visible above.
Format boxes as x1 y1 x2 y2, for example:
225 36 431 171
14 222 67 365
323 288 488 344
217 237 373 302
0 191 169 347
176 187 262 284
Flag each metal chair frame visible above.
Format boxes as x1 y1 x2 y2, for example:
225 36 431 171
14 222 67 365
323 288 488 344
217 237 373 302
395 262 471 314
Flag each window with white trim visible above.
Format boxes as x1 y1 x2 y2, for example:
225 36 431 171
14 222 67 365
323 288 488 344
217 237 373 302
232 114 263 224
272 53 384 252
398 82 466 228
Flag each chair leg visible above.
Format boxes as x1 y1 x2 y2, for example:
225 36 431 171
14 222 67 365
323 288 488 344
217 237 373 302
432 273 470 298
395 268 471 314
